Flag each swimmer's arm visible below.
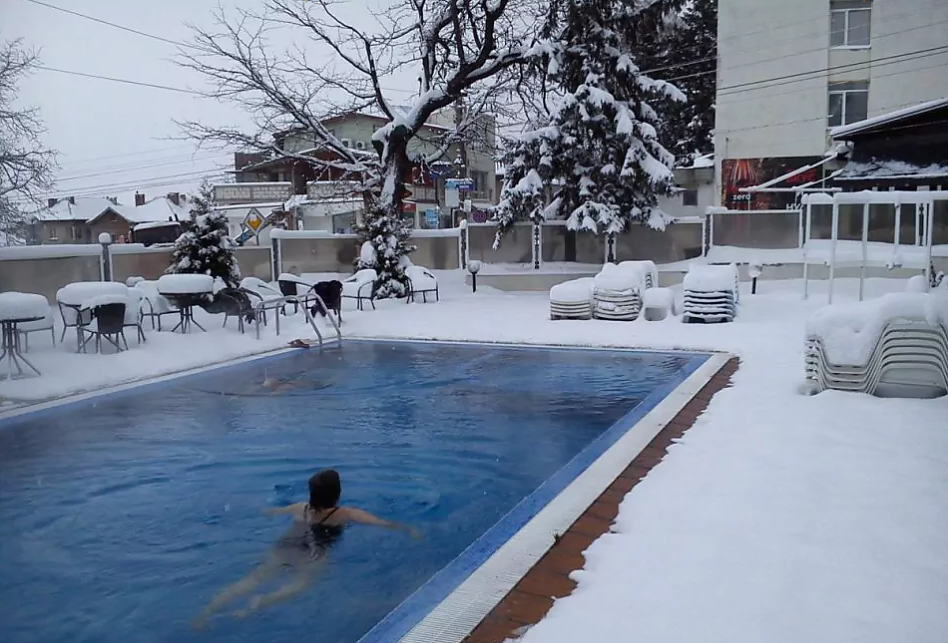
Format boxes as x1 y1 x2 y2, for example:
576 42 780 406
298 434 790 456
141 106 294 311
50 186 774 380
343 508 422 538
264 502 305 517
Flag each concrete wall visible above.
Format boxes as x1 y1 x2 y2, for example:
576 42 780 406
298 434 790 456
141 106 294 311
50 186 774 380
472 221 704 266
0 252 102 303
276 231 462 273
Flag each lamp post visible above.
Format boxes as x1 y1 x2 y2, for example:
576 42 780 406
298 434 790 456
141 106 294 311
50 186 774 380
99 232 113 282
468 259 482 294
748 263 762 295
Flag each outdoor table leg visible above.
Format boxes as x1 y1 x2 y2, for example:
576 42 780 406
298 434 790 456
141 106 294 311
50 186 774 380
0 321 41 380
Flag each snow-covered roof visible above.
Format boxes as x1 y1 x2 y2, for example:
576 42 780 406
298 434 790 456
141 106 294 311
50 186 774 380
31 197 120 222
31 195 188 225
830 97 948 138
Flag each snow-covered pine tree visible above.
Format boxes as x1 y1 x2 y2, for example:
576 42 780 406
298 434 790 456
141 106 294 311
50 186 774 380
353 194 416 299
658 0 717 165
493 0 684 249
166 179 241 288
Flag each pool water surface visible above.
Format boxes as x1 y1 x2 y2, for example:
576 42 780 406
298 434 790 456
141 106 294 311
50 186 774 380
0 341 702 643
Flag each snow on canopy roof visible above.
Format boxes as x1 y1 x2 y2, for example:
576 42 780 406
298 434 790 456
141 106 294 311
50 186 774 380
834 159 948 181
690 153 714 168
830 96 948 138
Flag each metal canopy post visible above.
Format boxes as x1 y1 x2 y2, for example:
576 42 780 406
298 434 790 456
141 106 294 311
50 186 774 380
828 198 840 304
925 200 934 285
859 202 870 301
803 200 812 299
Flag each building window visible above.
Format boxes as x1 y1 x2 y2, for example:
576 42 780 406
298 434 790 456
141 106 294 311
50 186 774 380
830 0 871 48
681 189 699 206
49 227 58 241
828 81 869 127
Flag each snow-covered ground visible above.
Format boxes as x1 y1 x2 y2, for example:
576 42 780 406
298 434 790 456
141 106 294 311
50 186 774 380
2 270 946 642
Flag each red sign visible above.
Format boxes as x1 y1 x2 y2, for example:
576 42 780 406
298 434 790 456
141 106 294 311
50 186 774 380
402 201 417 213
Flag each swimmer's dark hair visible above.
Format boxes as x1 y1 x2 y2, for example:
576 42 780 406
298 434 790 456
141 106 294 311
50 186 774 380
308 469 341 510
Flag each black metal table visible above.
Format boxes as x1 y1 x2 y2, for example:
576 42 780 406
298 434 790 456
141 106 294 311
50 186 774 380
163 292 211 334
0 316 43 380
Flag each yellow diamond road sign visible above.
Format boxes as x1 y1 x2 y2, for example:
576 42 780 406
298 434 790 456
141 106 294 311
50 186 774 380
244 208 264 231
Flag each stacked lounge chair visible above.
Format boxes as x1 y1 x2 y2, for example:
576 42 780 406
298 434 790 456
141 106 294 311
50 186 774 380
618 261 658 289
805 292 948 397
592 263 643 321
682 263 739 323
549 277 594 320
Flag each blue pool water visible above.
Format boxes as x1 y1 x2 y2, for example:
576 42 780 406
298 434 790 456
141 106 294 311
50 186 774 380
0 341 703 643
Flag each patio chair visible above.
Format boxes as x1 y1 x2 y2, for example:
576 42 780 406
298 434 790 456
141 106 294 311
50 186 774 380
239 277 283 325
208 287 262 334
136 280 179 331
342 269 377 311
406 266 439 303
81 302 129 353
124 287 147 344
277 278 314 315
16 303 56 353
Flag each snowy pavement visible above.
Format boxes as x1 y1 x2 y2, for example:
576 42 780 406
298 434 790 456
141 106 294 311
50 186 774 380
2 271 947 642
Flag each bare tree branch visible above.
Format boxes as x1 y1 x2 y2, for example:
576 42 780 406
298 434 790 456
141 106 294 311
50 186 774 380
0 39 57 239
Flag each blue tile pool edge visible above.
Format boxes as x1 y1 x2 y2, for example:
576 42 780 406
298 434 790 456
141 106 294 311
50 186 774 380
356 351 711 643
0 338 717 430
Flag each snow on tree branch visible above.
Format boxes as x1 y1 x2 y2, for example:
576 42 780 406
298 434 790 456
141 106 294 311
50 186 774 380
178 0 540 298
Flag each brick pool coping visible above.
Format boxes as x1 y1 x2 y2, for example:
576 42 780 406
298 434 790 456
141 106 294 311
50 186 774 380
461 357 740 643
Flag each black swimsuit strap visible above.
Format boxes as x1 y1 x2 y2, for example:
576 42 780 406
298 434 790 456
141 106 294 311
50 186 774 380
308 505 339 525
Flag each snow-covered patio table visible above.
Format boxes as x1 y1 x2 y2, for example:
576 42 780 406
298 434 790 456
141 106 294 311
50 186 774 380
157 274 215 334
0 291 48 380
56 281 130 352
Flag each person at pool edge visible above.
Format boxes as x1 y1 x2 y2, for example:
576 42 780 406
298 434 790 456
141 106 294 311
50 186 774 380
193 469 421 627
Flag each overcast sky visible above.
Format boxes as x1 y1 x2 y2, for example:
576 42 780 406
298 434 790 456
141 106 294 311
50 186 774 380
3 0 421 207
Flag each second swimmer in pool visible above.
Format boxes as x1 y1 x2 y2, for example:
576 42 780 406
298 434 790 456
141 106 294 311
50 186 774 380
193 469 420 627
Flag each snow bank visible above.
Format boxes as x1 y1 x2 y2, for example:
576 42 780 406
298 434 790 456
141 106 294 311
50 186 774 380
643 287 674 308
157 274 215 295
683 264 738 292
594 269 640 293
550 277 594 303
806 292 948 364
56 281 128 307
0 292 50 321
906 275 929 293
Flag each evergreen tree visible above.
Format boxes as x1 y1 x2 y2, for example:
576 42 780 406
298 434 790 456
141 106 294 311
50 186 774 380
167 179 241 287
353 194 416 299
659 0 717 165
493 0 683 250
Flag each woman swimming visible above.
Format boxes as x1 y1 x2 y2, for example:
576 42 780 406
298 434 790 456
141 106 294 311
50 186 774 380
193 469 419 628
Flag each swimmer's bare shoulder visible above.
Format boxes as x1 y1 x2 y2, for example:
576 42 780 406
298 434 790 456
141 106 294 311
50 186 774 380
263 503 308 520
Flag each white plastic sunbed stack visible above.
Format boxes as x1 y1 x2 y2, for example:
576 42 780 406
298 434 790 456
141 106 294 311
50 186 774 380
682 263 740 323
618 261 658 289
592 263 644 321
549 277 595 320
804 290 948 397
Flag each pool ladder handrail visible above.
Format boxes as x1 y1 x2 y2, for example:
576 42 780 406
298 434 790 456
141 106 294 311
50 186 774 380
251 293 342 348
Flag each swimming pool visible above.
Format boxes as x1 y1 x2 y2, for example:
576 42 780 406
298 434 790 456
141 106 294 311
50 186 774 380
0 340 708 643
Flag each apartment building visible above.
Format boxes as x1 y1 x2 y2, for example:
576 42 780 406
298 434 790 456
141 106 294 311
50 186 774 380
715 0 948 209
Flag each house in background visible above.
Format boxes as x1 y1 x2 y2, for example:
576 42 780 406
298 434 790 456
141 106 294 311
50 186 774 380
28 193 189 244
214 107 498 234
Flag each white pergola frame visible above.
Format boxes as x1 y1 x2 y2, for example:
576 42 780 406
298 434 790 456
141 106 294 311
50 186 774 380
800 190 948 303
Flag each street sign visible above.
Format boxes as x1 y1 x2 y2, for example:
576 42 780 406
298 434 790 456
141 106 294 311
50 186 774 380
425 209 439 228
445 186 460 208
243 208 264 231
446 178 475 192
